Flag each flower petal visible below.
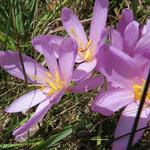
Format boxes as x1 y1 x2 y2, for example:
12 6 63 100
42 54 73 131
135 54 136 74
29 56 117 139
110 29 123 50
97 46 138 88
61 7 87 47
142 19 150 35
69 75 104 93
123 21 139 56
41 41 59 77
0 51 48 84
32 35 63 57
58 37 77 82
91 88 134 116
13 100 51 136
13 90 64 136
15 123 41 142
112 103 150 150
134 33 150 60
133 54 150 79
72 59 97 82
117 8 134 36
89 0 108 52
5 89 49 113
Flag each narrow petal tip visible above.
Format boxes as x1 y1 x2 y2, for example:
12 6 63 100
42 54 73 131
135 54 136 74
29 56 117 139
61 7 72 21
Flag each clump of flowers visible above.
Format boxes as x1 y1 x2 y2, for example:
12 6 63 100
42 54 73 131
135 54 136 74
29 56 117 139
92 8 150 149
0 0 150 149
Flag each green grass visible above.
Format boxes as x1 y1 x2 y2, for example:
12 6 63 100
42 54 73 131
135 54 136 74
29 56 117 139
0 0 150 149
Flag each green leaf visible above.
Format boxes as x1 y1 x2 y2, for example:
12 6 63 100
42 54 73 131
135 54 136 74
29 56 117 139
32 127 73 150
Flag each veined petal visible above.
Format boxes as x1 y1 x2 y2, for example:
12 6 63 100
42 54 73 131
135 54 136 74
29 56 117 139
72 59 97 82
133 55 150 79
142 19 150 35
89 0 108 52
32 35 63 57
15 123 40 142
97 46 138 88
117 8 134 36
69 76 104 93
91 88 134 116
110 29 123 50
42 42 59 77
58 37 77 83
13 100 51 136
112 103 150 150
0 51 48 84
13 91 64 136
5 89 49 113
123 21 139 56
61 7 88 47
134 33 150 60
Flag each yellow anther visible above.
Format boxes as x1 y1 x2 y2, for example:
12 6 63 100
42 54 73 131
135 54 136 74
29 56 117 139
55 70 60 83
133 80 150 102
78 39 92 52
47 89 55 96
84 50 93 61
46 72 52 79
48 82 57 91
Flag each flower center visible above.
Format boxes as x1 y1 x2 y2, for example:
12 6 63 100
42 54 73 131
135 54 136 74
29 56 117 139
132 80 150 103
31 70 65 96
70 27 93 62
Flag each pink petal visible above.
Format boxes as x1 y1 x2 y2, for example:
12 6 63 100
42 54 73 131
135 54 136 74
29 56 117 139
133 55 150 79
13 90 64 136
69 75 104 93
134 33 150 60
61 7 88 47
89 0 108 51
142 19 150 35
117 8 134 36
97 46 138 88
123 21 139 56
41 42 59 77
89 0 108 54
32 35 63 57
91 88 134 116
72 59 97 82
112 103 150 150
58 37 77 82
5 89 49 113
0 51 48 84
15 123 41 142
110 29 123 50
13 100 51 136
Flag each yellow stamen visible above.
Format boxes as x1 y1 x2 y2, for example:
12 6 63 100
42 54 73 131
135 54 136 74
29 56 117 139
48 82 57 91
46 72 52 79
47 89 55 96
55 70 60 83
78 39 92 52
84 50 93 61
133 80 150 102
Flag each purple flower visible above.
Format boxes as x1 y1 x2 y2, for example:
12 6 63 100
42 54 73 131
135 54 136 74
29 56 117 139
61 0 108 81
91 9 150 150
0 37 102 141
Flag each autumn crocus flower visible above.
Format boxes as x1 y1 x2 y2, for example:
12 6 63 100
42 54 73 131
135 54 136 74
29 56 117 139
61 0 108 81
91 11 150 149
92 47 150 149
109 8 150 73
0 37 102 141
